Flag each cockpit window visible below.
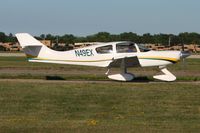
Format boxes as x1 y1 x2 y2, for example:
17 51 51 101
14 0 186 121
138 44 150 52
116 43 137 53
96 45 113 54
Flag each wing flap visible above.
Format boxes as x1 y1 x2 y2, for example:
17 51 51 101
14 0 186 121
109 56 140 67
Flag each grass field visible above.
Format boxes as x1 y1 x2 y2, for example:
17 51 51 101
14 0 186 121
0 56 200 132
0 81 200 133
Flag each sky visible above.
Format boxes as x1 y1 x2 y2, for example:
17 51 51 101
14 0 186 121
0 0 200 36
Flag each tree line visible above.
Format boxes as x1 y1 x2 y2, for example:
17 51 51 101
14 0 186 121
1 32 200 46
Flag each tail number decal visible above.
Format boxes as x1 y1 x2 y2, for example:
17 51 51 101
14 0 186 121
75 49 94 57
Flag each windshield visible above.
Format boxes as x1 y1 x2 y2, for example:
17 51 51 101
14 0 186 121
137 44 150 52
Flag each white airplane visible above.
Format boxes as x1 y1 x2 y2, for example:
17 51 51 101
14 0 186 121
16 33 190 82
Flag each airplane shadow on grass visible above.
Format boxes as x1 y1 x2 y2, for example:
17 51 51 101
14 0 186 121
45 75 153 82
46 76 65 80
130 76 153 82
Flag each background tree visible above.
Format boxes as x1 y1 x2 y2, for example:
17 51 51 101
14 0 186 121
0 32 6 43
0 31 200 45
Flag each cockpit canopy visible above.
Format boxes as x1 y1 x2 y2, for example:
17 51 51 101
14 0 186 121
95 42 150 54
96 45 113 54
116 42 137 53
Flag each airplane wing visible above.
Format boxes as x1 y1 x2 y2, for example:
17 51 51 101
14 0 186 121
109 56 141 68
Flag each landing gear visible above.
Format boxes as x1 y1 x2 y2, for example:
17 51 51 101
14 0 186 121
153 66 176 82
106 59 176 82
106 58 135 81
107 73 134 81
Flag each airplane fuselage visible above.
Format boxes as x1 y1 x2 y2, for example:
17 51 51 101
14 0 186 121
27 42 181 68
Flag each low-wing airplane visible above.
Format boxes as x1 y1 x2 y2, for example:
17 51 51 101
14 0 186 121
16 33 190 82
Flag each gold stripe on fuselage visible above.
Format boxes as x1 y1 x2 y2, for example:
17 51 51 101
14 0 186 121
26 54 179 64
138 56 179 63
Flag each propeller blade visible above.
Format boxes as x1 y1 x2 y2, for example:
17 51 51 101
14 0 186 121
180 51 191 70
180 51 191 59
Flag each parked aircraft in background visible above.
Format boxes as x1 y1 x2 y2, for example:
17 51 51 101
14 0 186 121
16 33 190 82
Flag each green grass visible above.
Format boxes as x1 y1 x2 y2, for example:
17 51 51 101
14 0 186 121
0 82 200 133
0 73 108 81
0 56 200 132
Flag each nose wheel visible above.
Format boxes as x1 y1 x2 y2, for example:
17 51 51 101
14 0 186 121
153 67 176 81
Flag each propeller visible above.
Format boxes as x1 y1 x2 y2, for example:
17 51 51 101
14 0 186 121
180 39 191 69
